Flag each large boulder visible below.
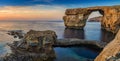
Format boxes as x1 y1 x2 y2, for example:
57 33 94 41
24 30 57 49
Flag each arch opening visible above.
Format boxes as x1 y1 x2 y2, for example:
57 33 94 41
87 10 103 22
84 10 104 41
83 9 115 42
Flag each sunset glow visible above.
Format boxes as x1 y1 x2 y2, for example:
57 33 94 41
0 0 120 21
0 5 65 21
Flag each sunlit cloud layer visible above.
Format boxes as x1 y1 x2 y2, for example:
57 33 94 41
0 0 120 21
0 5 66 21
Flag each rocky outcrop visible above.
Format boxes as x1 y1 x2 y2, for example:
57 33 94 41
3 30 57 61
88 16 103 22
95 29 120 61
4 30 108 61
7 30 106 49
7 30 25 39
63 5 120 33
24 30 57 50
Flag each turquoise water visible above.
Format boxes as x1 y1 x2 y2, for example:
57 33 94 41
0 21 115 61
54 47 98 61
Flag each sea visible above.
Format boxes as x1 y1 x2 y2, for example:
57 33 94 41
0 21 115 61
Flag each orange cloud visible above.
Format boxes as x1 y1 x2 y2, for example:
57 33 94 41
0 5 66 21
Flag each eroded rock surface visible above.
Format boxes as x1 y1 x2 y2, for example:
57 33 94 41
106 52 120 61
63 5 120 33
2 30 57 61
24 30 57 50
7 30 25 39
95 30 120 61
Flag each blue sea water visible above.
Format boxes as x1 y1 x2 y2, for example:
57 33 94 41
0 21 115 61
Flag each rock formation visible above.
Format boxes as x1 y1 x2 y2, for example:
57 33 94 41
3 30 57 61
24 30 57 50
63 5 120 33
95 29 120 61
7 30 25 39
106 52 120 61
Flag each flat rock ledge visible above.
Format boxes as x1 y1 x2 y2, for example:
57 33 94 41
55 38 106 50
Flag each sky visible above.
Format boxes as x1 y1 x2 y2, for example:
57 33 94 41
0 0 120 21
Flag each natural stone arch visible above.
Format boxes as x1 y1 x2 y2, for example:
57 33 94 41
82 9 104 26
85 9 104 20
63 6 120 33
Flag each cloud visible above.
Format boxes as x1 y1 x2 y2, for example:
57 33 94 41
0 5 66 21
0 0 119 9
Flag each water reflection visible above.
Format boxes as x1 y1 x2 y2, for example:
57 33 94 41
64 28 85 39
64 28 115 42
54 47 98 61
101 29 116 43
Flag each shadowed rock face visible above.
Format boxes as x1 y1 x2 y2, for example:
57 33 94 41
95 29 120 61
63 6 120 33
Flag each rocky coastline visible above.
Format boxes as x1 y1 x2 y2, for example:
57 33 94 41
3 5 120 61
0 30 107 61
1 29 120 61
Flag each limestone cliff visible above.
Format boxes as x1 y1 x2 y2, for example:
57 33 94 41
63 5 120 33
95 29 120 61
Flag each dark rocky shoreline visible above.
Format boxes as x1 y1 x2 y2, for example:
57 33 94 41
8 30 106 49
0 30 107 61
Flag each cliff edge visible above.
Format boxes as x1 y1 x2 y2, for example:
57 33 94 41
95 29 120 61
